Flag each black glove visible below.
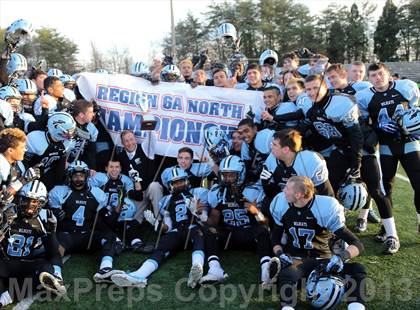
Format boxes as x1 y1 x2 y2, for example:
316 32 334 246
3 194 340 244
162 55 173 67
53 208 66 221
192 55 200 67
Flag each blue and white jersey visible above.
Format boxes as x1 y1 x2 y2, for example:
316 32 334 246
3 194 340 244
270 192 345 258
158 187 209 231
48 185 107 232
264 150 328 192
208 183 264 228
356 79 419 145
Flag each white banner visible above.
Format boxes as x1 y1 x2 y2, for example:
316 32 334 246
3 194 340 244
77 73 265 158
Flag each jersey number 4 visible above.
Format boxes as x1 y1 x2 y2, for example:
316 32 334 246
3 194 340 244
72 206 86 226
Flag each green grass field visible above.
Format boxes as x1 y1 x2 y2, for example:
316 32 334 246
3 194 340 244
8 173 420 310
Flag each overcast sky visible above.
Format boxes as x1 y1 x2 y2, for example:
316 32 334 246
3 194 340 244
0 0 387 66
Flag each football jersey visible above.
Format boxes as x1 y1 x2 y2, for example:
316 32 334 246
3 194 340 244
263 150 328 193
158 187 208 231
270 192 345 258
48 185 107 232
356 80 419 145
1 215 47 260
208 183 264 228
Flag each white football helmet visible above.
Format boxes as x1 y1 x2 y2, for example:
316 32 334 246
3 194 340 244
17 180 48 218
47 111 76 141
259 49 278 66
5 19 33 48
338 181 368 211
217 23 237 42
47 68 63 77
131 62 150 77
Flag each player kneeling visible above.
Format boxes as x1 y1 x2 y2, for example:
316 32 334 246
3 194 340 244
0 181 66 308
269 176 367 310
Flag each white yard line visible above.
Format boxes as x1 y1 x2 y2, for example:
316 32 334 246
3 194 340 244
12 255 71 310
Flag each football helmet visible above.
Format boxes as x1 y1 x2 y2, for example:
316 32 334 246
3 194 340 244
47 68 63 77
0 86 22 112
217 23 237 43
14 78 38 95
160 65 180 82
259 49 278 66
306 268 346 310
219 155 245 186
204 126 231 163
17 180 48 218
47 112 76 141
6 53 27 77
166 167 190 194
5 19 33 48
130 62 150 77
59 74 76 88
338 180 368 211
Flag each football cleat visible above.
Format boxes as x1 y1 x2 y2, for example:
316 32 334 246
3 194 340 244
268 257 281 284
199 270 228 286
367 208 381 223
93 267 124 284
383 237 400 255
111 273 148 288
39 272 67 296
187 264 203 289
374 226 387 243
354 218 367 233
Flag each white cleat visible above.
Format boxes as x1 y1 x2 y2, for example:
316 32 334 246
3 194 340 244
111 273 148 288
187 264 203 289
199 270 228 286
39 272 67 296
268 257 281 284
93 267 124 283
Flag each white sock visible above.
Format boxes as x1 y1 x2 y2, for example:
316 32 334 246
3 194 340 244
99 256 113 270
281 306 295 310
417 213 420 224
130 259 158 279
358 208 369 220
383 217 398 238
192 250 204 267
260 256 270 282
348 302 365 310
208 255 224 276
0 291 12 306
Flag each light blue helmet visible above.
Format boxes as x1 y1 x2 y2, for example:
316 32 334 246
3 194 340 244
118 198 137 222
219 155 245 186
5 19 33 48
0 86 22 112
131 62 150 77
67 160 90 176
19 180 47 202
306 269 346 309
6 53 27 76
14 78 38 95
160 65 180 82
217 22 237 42
395 107 420 136
204 126 231 162
59 74 76 86
47 68 63 77
0 86 22 101
338 180 368 211
259 49 278 66
163 167 190 193
47 111 76 141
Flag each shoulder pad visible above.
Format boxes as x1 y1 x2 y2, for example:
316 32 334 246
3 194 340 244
255 129 274 154
269 192 290 226
118 197 137 221
26 131 48 155
161 167 173 190
294 151 328 186
190 162 212 177
121 174 134 191
191 187 209 205
326 95 359 126
158 195 171 215
243 184 264 204
90 186 107 209
276 101 298 115
394 80 420 107
88 172 108 188
296 94 313 115
311 195 345 232
240 141 251 160
355 88 374 119
208 184 221 208
86 122 99 142
264 153 278 172
48 185 71 208
351 81 372 92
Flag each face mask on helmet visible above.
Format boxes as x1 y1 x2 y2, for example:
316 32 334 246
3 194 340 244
17 196 45 218
5 19 33 48
169 177 190 194
219 171 239 186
